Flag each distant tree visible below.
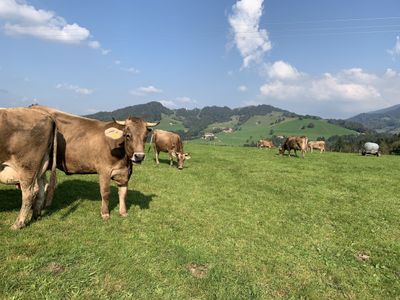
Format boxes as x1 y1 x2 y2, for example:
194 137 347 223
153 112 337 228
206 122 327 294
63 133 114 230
269 129 274 135
307 122 315 128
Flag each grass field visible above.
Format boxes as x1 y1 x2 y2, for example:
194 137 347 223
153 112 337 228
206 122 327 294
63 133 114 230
194 116 357 146
1 144 399 299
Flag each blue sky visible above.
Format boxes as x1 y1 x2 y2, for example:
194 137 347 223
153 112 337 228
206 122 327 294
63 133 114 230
1 0 400 118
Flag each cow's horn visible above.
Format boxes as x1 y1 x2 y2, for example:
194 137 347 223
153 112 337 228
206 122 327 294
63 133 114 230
112 117 126 126
146 121 160 127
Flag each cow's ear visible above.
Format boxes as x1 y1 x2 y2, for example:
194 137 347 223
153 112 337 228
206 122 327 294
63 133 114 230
105 127 123 140
171 152 177 158
185 153 191 160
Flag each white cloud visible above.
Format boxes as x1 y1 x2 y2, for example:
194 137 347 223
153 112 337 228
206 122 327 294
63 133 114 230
228 0 271 68
310 73 380 101
256 66 400 117
122 67 140 74
387 36 400 59
114 60 121 65
238 85 247 92
176 96 197 104
264 61 301 80
56 83 93 95
101 49 111 55
0 0 103 49
385 68 397 78
260 80 304 99
159 100 177 108
0 0 53 23
129 85 163 96
159 96 197 108
88 40 101 49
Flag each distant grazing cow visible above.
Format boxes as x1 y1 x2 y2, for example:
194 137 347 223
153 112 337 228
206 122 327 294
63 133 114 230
257 139 274 149
31 106 158 220
0 108 57 229
308 141 326 153
279 136 308 158
151 129 190 169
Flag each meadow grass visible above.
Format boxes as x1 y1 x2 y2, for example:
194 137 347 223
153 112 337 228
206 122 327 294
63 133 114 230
0 144 399 299
194 116 357 146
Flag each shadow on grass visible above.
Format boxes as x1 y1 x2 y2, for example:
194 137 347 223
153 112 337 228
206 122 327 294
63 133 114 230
0 179 156 219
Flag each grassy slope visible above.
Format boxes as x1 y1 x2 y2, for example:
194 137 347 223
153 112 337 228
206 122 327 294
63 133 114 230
194 115 357 146
155 114 186 132
1 145 399 299
271 118 358 140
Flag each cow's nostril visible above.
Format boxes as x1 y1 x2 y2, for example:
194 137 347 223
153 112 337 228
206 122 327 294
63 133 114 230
133 153 145 162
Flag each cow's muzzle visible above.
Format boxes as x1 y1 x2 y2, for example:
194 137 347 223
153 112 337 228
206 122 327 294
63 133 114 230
132 152 145 164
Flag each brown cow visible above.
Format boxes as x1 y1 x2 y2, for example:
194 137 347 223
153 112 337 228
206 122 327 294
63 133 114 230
151 129 190 169
279 136 308 158
0 108 57 229
257 139 274 149
30 106 158 220
308 141 326 153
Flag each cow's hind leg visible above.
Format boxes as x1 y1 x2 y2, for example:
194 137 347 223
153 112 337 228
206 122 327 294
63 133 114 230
32 175 46 220
11 182 38 230
99 174 111 220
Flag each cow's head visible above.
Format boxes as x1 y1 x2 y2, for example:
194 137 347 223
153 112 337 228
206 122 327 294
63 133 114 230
105 117 159 164
172 152 191 170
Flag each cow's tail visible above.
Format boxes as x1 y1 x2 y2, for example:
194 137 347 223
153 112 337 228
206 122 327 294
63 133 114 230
45 123 58 207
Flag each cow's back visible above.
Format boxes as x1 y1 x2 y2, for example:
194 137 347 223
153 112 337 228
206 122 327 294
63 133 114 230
153 130 182 152
31 106 117 174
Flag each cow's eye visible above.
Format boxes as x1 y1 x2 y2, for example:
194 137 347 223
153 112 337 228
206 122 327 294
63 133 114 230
125 133 132 139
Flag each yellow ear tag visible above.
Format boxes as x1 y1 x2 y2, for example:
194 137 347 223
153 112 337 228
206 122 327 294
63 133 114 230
105 128 123 140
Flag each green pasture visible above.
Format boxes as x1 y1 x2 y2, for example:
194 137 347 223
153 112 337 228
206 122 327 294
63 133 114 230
1 145 399 299
155 114 186 132
271 118 358 140
194 116 357 146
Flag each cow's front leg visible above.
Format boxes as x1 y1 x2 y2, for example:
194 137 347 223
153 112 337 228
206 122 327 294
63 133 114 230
99 174 111 220
118 184 128 217
155 150 160 165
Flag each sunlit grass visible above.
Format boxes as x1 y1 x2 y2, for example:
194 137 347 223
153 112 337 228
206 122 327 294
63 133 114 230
1 145 399 299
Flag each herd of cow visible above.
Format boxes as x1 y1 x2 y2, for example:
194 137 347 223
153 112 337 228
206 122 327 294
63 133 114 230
1 106 322 230
257 136 326 158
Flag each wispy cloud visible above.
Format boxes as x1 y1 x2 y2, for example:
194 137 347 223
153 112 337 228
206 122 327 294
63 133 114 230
0 0 109 53
56 83 94 95
121 67 139 74
387 35 400 59
228 0 271 68
129 85 163 96
238 85 247 92
159 96 198 108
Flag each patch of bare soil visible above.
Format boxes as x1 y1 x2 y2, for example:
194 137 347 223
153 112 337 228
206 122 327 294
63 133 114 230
46 262 65 275
355 252 370 262
187 263 209 278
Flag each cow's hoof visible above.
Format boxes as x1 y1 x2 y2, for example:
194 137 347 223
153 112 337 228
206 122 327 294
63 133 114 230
101 213 110 220
120 212 128 218
10 222 25 230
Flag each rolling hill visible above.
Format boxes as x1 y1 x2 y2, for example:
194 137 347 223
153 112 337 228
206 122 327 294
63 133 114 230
85 101 359 145
348 104 400 133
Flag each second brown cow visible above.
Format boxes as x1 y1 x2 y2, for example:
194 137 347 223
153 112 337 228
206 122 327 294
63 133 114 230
151 129 190 169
